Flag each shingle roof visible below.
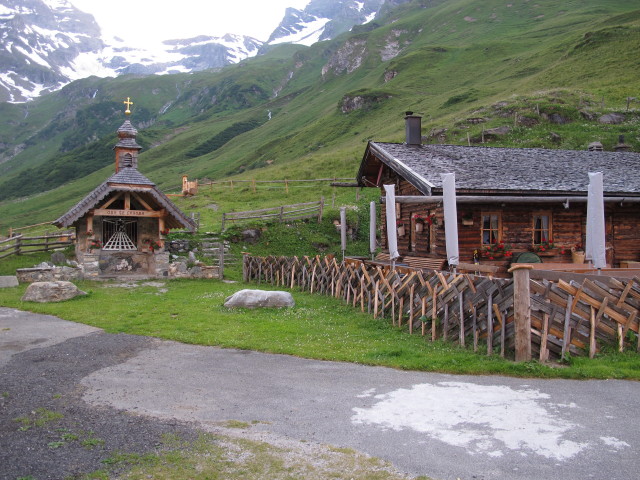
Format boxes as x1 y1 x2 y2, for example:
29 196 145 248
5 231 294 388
108 168 155 186
54 168 196 231
362 142 640 196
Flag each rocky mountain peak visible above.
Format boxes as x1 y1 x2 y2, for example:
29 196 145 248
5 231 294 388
0 0 394 103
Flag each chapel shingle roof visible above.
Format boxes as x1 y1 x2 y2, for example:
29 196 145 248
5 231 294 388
361 142 640 196
54 168 196 231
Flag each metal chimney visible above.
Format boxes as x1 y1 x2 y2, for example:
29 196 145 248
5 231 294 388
614 134 631 152
404 111 422 146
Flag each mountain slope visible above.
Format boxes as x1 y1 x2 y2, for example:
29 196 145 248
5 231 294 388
1 0 639 230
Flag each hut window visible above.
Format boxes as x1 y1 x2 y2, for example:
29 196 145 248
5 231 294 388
122 153 133 168
533 213 552 244
481 213 501 245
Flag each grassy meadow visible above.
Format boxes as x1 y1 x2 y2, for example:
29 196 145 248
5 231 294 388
1 254 639 381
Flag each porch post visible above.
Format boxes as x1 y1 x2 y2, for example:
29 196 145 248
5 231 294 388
508 264 533 362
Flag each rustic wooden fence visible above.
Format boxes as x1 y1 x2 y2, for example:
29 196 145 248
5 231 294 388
200 178 354 193
243 255 640 360
222 198 324 230
0 232 75 260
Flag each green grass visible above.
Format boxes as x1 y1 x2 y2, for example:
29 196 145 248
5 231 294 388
1 276 639 380
13 408 64 431
95 432 427 480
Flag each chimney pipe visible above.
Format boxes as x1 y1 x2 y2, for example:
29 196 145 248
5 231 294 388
614 134 631 152
405 112 422 146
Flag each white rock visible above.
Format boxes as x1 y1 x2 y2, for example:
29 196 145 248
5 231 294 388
224 289 295 308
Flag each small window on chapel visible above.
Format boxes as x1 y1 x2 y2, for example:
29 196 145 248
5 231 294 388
122 153 133 168
533 213 552 244
481 213 501 245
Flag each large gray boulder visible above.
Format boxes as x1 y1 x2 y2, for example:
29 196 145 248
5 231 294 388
224 289 295 308
21 281 87 303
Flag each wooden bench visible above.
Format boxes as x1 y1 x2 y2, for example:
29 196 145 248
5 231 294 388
402 255 447 271
367 253 446 272
375 252 391 262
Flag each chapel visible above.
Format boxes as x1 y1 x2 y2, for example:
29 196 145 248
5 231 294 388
54 98 196 277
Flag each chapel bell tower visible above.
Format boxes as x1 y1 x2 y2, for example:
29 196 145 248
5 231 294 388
114 97 142 173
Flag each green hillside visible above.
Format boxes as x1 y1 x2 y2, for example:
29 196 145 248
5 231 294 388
0 0 639 232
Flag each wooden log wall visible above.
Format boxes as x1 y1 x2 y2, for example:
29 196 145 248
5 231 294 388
243 255 640 360
375 170 640 267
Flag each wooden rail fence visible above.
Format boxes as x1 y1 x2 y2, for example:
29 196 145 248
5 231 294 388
200 178 354 193
243 255 640 360
0 232 75 260
222 198 324 230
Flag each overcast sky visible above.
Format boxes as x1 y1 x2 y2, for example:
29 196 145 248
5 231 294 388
69 0 311 46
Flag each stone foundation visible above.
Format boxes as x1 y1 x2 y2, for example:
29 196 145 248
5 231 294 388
16 266 83 284
17 250 219 282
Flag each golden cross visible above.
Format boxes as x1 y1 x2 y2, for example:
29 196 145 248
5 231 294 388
123 97 133 115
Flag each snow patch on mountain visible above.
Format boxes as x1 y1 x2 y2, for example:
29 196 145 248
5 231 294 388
270 14 331 46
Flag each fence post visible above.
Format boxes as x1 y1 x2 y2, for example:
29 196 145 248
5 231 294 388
318 197 324 223
221 213 226 231
218 242 225 280
279 206 284 222
508 264 533 362
15 235 22 256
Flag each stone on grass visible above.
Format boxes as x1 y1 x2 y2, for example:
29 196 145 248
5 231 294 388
51 252 66 265
224 289 295 309
21 281 87 303
0 276 19 288
599 113 625 125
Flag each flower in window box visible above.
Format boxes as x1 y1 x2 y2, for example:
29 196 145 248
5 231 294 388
85 230 94 236
412 213 437 226
160 228 170 236
481 241 512 259
532 240 554 252
88 239 101 250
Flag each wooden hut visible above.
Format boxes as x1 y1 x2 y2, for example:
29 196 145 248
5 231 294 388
54 100 196 277
356 114 640 270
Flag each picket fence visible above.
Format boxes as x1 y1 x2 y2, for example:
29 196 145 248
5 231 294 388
243 255 640 360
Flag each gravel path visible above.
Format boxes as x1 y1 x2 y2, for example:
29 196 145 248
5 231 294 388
0 310 199 480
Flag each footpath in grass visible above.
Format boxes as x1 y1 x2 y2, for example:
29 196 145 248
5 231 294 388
1 278 639 380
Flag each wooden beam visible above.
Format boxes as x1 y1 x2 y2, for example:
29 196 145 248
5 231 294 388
100 192 123 209
375 163 384 187
381 195 640 205
94 208 165 218
131 192 155 212
508 264 533 362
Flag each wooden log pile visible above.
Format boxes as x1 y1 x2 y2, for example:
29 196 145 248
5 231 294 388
244 255 640 360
